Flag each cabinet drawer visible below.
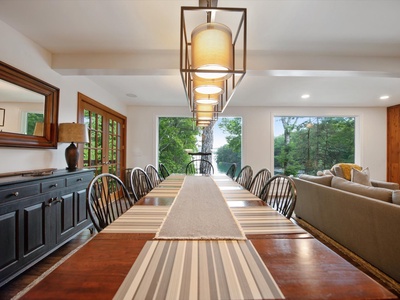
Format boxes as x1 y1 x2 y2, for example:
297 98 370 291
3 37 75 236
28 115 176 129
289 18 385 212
0 184 40 201
65 173 93 187
41 179 65 193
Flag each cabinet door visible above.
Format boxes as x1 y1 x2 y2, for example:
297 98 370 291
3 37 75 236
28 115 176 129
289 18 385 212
23 196 51 259
76 188 88 226
56 192 75 244
0 203 19 277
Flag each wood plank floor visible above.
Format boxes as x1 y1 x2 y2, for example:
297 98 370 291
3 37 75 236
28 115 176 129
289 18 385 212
1 221 399 299
0 230 94 300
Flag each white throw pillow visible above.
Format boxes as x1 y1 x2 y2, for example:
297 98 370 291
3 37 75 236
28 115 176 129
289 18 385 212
351 167 372 186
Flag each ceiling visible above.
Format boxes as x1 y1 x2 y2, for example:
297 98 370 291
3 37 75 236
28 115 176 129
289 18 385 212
1 0 400 108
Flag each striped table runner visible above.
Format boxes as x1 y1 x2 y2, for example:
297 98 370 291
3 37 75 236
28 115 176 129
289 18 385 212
145 174 184 197
113 240 284 300
232 207 307 235
101 204 305 235
101 206 170 233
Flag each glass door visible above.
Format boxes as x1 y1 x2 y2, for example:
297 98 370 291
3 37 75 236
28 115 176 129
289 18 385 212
77 93 126 178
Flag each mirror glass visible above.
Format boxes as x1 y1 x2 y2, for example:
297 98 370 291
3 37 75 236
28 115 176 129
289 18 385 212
0 79 45 135
0 61 59 148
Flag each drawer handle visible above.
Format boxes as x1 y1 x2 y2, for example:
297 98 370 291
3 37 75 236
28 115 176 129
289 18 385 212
50 184 58 188
53 198 63 204
77 178 83 182
12 192 19 197
45 197 63 207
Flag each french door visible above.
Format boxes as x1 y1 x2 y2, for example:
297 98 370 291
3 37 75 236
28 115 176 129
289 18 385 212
77 93 127 179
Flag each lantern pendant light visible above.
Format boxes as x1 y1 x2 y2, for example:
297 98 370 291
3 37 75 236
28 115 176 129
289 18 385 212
180 1 246 124
191 22 233 80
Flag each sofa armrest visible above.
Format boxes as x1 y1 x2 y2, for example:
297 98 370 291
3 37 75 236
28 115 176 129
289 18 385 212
370 179 399 190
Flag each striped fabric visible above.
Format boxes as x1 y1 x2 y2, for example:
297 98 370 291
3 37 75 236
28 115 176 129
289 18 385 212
145 174 184 197
101 206 169 233
101 204 305 235
113 240 285 300
232 207 306 234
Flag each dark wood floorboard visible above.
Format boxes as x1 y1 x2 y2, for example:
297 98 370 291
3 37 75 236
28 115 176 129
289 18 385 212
1 220 399 299
292 216 400 298
0 230 94 300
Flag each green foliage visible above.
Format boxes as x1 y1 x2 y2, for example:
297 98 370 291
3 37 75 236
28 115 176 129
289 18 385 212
274 117 355 176
216 118 242 172
26 113 44 135
158 117 200 173
218 118 241 153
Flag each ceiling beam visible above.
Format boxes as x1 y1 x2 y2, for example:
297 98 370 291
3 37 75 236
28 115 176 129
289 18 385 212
52 51 400 79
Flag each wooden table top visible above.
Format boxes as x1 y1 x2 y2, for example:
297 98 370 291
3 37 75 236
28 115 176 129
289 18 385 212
20 174 397 300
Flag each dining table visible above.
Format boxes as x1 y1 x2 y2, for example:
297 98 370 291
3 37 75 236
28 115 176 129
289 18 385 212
18 174 397 300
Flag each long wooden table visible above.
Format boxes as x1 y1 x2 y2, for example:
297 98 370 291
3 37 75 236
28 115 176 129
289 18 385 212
19 174 397 299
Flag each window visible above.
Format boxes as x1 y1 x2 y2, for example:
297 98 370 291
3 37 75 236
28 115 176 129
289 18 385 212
158 117 242 175
274 116 355 176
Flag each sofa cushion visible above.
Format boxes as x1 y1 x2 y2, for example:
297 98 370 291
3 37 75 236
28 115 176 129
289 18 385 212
331 176 392 202
299 174 333 186
371 180 400 190
392 190 400 205
331 163 362 180
351 167 372 186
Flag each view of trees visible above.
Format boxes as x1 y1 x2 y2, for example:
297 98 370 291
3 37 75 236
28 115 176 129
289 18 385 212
158 117 242 175
158 117 200 173
274 116 355 176
215 117 242 175
26 112 44 135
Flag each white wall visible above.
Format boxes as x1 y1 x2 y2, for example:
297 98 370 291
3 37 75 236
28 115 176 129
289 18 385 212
0 18 388 180
127 105 387 181
0 20 128 173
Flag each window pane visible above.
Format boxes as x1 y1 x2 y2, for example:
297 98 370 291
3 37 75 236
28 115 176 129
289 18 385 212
274 116 355 176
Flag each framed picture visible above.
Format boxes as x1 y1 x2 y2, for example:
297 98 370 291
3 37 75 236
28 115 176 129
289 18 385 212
0 108 4 127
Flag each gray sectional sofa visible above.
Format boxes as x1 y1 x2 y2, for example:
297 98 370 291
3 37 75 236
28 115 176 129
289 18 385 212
293 174 400 283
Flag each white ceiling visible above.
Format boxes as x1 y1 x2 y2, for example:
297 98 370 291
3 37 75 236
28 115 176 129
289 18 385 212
1 0 400 108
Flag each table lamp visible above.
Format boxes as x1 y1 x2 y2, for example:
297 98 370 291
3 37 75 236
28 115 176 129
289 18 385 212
58 123 89 170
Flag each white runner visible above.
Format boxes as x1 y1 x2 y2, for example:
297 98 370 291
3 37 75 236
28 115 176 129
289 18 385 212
155 176 246 240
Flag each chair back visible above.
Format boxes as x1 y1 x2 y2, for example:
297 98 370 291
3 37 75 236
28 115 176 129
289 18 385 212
259 175 297 219
145 164 163 187
130 167 153 202
226 163 237 179
236 165 253 189
186 159 214 175
159 163 170 180
87 173 134 232
249 168 272 197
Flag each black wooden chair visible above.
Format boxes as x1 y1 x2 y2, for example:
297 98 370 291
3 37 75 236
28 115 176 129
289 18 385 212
248 168 272 197
130 167 153 202
86 173 134 232
186 159 214 175
226 163 237 179
259 175 297 219
235 165 253 189
144 164 163 187
159 163 170 180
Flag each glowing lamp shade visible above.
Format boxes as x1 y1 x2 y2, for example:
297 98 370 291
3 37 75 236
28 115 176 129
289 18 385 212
191 22 233 80
196 104 214 121
194 92 219 105
193 77 224 95
196 120 211 127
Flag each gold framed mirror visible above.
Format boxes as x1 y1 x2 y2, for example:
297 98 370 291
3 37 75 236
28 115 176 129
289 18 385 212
0 61 59 148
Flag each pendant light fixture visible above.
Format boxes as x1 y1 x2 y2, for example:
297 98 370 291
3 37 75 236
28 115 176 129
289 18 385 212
192 22 233 80
180 0 246 125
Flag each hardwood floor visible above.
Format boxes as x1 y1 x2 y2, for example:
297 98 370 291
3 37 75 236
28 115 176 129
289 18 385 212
0 230 95 300
293 216 400 298
1 221 399 299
